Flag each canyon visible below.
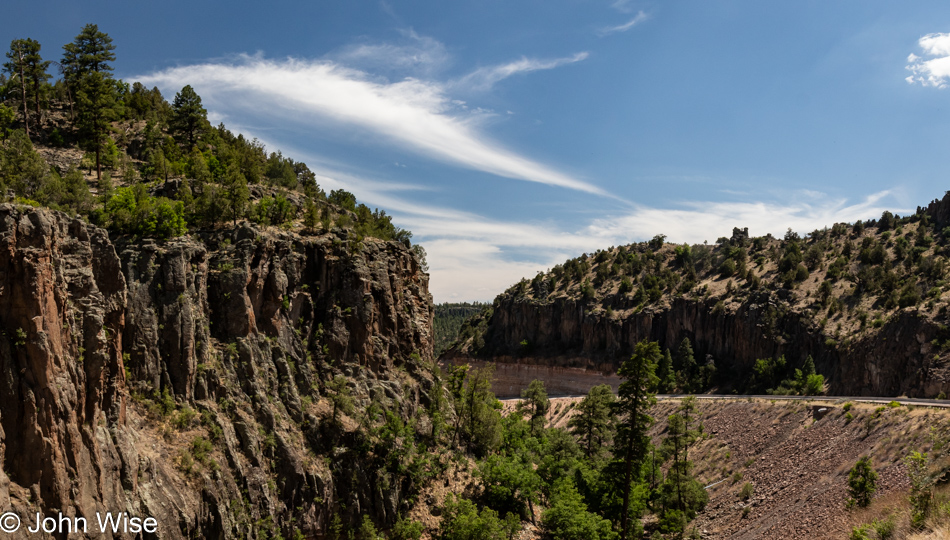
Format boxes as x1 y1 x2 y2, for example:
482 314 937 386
0 203 435 538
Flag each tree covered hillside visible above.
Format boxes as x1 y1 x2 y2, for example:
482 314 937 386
0 24 425 263
434 302 490 356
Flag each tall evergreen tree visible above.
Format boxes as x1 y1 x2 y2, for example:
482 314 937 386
4 42 30 137
519 379 550 436
613 340 659 540
3 39 49 138
657 396 707 536
568 384 616 460
18 39 50 123
170 85 208 148
801 355 816 378
450 364 502 456
62 24 115 76
222 162 249 225
657 348 675 394
62 24 117 180
676 338 697 392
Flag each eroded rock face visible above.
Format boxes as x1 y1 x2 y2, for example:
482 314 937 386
0 204 434 539
443 291 950 398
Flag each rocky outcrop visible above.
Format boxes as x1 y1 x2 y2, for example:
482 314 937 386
0 204 434 539
444 290 950 398
922 189 950 229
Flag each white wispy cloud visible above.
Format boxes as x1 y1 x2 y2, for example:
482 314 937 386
454 52 590 92
332 29 450 77
906 33 950 87
599 11 649 35
136 55 607 196
586 190 902 246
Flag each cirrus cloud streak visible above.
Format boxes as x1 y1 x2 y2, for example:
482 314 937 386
136 55 606 196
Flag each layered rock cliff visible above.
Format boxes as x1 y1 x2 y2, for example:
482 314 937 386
0 203 435 538
445 194 950 398
444 292 949 397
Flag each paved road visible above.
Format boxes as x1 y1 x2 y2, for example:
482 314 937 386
533 394 950 408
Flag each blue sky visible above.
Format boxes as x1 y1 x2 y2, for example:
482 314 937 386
6 1 950 301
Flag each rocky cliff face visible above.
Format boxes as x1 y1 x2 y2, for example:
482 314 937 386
0 204 434 538
443 292 949 398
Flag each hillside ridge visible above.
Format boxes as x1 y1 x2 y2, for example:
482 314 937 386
444 192 950 398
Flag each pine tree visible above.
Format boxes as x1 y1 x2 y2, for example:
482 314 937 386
569 384 616 459
170 85 208 148
303 199 320 231
187 147 211 184
62 24 118 180
847 456 877 508
1 129 49 197
657 348 675 394
222 162 249 225
519 379 550 436
614 340 659 540
3 39 50 139
196 183 225 227
802 355 816 378
657 396 707 535
677 338 697 392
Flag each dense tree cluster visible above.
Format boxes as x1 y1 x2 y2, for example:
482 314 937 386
0 24 414 248
434 340 708 539
434 302 491 356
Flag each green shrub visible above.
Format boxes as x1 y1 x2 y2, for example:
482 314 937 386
847 456 877 508
804 374 824 395
719 258 736 278
849 525 871 540
102 185 188 239
390 517 423 540
619 276 634 294
739 482 754 500
173 406 196 429
541 480 616 540
191 436 213 463
871 514 896 540
356 515 381 540
439 495 520 540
